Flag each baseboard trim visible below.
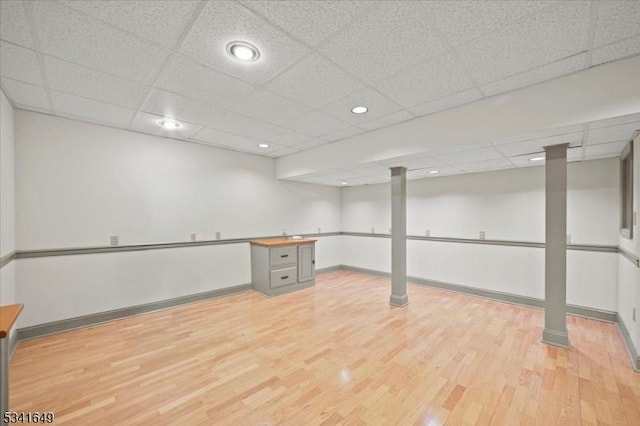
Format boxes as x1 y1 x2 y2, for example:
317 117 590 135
17 283 252 341
617 314 640 372
315 265 344 274
339 265 618 323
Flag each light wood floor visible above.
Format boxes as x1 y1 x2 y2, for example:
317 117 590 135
10 270 640 425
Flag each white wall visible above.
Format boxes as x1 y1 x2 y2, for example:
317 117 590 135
342 159 620 311
618 132 640 355
1 89 16 306
14 111 342 327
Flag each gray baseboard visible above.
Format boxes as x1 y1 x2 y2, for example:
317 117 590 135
17 283 252 341
315 265 344 274
339 264 618 323
617 314 640 372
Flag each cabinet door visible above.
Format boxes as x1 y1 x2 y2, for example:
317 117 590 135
297 244 315 282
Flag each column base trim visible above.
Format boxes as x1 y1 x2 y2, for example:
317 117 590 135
390 294 408 307
542 328 570 348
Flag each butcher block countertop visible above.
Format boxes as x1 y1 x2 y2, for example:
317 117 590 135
249 238 317 247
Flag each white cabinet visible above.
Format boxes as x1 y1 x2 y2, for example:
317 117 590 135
250 239 316 296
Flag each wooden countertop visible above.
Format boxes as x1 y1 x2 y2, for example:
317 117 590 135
250 238 317 247
0 304 24 339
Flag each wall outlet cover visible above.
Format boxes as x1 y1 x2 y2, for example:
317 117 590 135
479 231 486 240
110 235 119 246
215 232 221 240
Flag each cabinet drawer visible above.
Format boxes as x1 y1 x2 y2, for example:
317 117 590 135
270 246 297 267
270 266 297 289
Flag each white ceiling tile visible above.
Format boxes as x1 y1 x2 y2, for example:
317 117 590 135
205 109 274 141
59 0 199 48
358 110 414 132
348 163 391 177
191 126 286 154
456 157 513 172
323 126 364 143
0 41 43 85
319 2 448 84
43 56 149 109
407 166 460 180
241 1 374 47
491 124 585 145
456 1 590 84
265 146 301 158
585 140 629 158
586 122 639 145
377 154 445 170
481 53 586 96
180 1 309 85
130 111 201 139
425 1 558 47
590 35 640 67
51 91 135 128
434 147 504 165
256 126 312 146
266 54 364 108
319 87 402 125
31 1 169 84
409 88 482 117
588 113 640 129
294 138 331 151
142 89 223 126
496 132 584 157
374 52 474 108
155 54 256 106
223 89 310 125
285 111 351 138
1 78 49 110
0 0 33 48
593 1 640 47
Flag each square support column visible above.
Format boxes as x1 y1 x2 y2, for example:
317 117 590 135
390 167 408 307
542 143 570 348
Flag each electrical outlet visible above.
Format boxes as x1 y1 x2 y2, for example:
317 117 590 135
318 227 321 234
110 235 119 246
425 229 430 237
371 227 375 234
566 234 571 244
190 233 196 242
479 231 485 240
215 232 221 240
282 229 287 236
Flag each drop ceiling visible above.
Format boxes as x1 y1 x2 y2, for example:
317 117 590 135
1 0 639 181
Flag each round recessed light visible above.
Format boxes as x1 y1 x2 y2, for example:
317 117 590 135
158 119 181 129
351 106 368 114
258 143 270 148
530 156 545 162
226 41 260 62
428 170 440 174
341 181 348 185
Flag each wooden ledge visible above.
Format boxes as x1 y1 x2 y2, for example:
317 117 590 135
250 238 317 247
0 304 24 339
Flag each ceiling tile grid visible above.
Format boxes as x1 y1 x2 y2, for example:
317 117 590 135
29 1 170 84
0 77 49 111
58 0 200 49
0 0 33 48
179 0 309 85
1 0 639 170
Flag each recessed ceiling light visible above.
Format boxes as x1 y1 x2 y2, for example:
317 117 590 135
226 41 260 62
158 119 181 129
428 170 439 174
258 143 270 148
351 106 368 114
530 156 545 162
341 181 348 185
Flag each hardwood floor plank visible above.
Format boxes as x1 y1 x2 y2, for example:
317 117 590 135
9 270 640 424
